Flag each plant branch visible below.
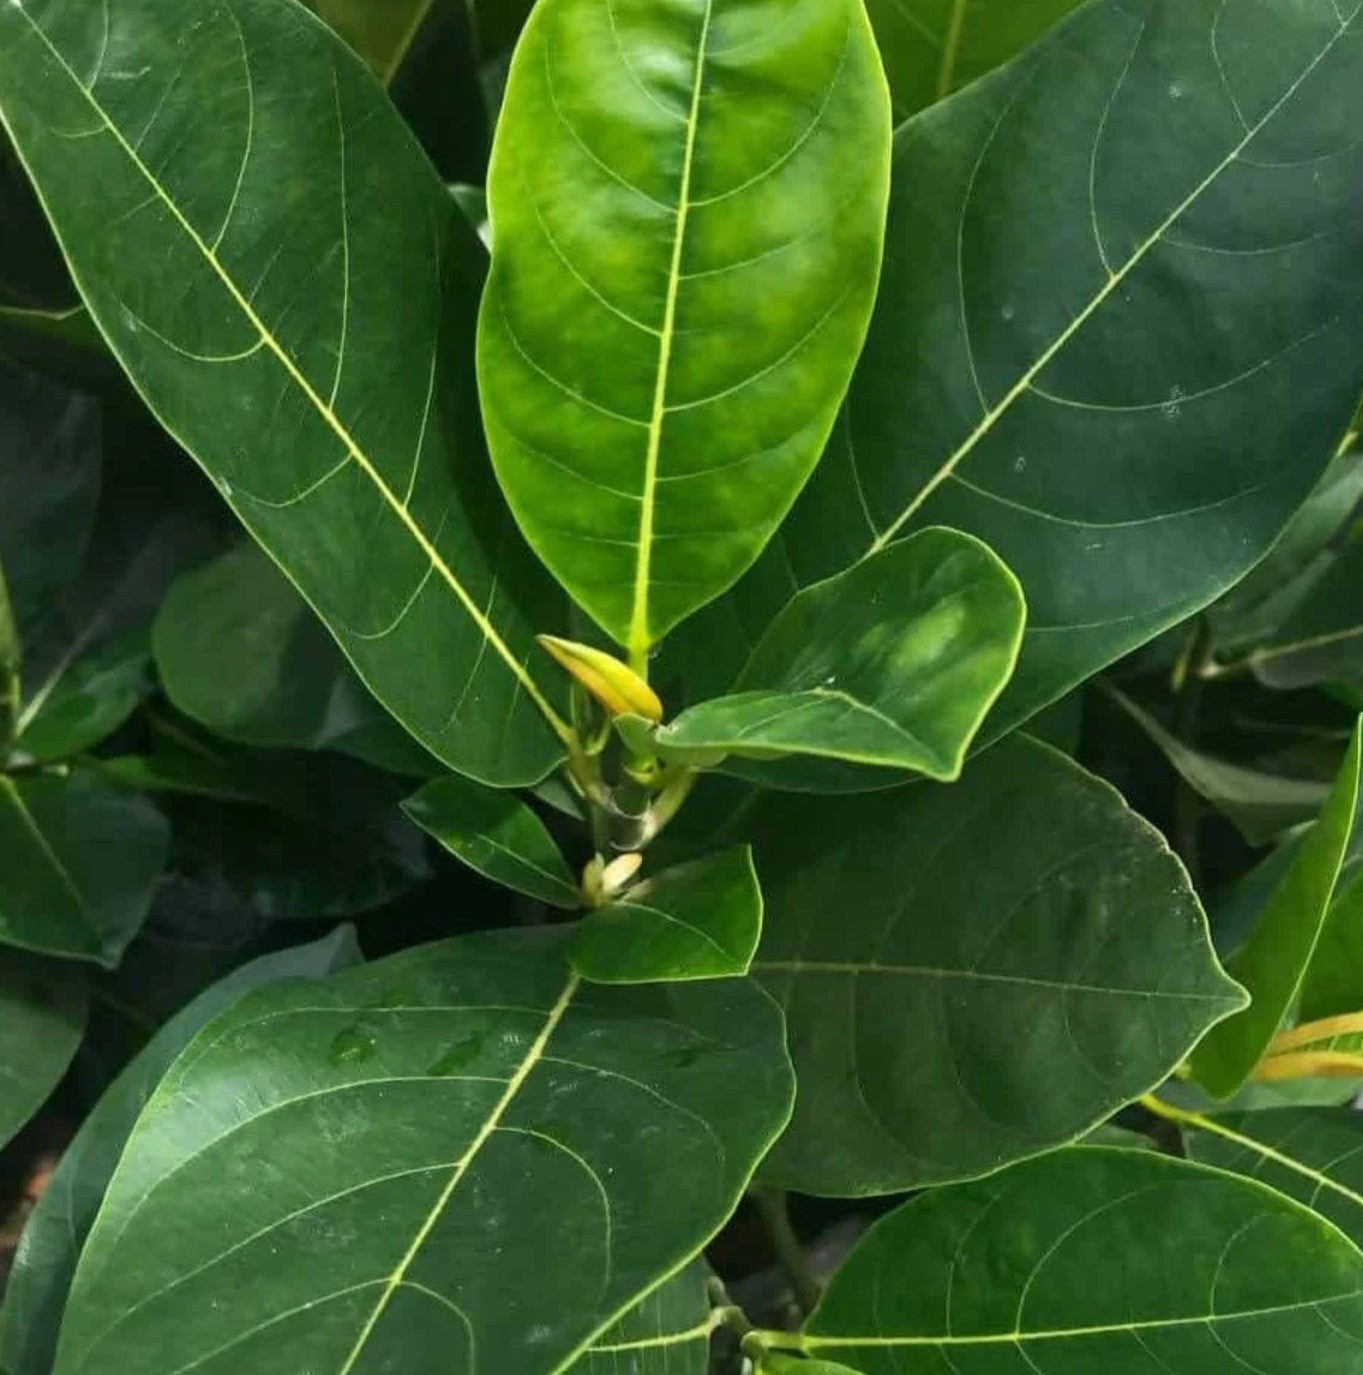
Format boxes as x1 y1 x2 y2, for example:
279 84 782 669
751 1186 822 1316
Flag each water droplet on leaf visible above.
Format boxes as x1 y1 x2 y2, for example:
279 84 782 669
328 1025 376 1066
427 1032 486 1076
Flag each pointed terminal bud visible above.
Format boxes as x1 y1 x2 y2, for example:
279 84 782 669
537 635 663 722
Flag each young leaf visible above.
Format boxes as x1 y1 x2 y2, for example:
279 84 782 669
402 773 582 909
51 928 793 1375
0 951 86 1151
0 0 569 786
153 542 438 774
0 770 169 967
1190 719 1363 1098
0 927 361 1375
478 0 892 659
866 0 1082 119
679 0 1363 741
751 735 1245 1195
798 1148 1363 1373
567 1262 712 1374
644 528 1023 782
571 847 762 984
1173 1104 1363 1248
1246 1011 1363 1084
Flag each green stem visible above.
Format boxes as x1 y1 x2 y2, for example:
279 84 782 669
0 559 20 750
752 1186 821 1316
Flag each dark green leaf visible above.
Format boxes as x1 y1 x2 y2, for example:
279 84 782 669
568 1262 711 1375
1191 719 1363 1098
752 735 1244 1194
0 951 86 1149
306 0 436 82
684 0 1363 743
153 542 438 775
1302 870 1363 1020
402 773 581 908
1109 683 1329 844
52 928 793 1375
571 847 762 983
799 1148 1363 1373
0 0 569 786
478 0 892 655
0 770 168 967
647 528 1024 783
1177 1104 1363 1248
865 0 1083 119
0 927 361 1375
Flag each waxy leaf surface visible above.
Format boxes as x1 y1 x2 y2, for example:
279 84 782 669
571 846 761 983
402 773 581 909
801 1148 1363 1373
479 0 891 655
53 928 793 1375
652 528 1023 783
0 0 567 785
752 736 1244 1194
680 0 1363 738
0 928 361 1375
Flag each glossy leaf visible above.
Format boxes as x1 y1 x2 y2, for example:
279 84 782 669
52 928 793 1375
0 0 569 786
0 951 86 1150
402 773 581 908
866 0 1082 119
1301 868 1363 1020
153 542 437 774
1110 684 1329 844
752 735 1244 1195
567 1263 711 1375
571 846 761 984
647 528 1024 783
798 1148 1363 1373
0 770 168 967
1176 1104 1363 1248
0 927 361 1375
1191 718 1363 1098
682 0 1363 742
478 0 892 656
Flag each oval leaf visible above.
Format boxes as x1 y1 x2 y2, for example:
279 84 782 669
571 846 762 983
799 1148 1363 1373
0 770 168 967
677 0 1363 738
0 0 568 786
752 735 1245 1194
0 951 85 1150
652 528 1024 782
53 928 793 1375
478 0 892 655
402 773 582 909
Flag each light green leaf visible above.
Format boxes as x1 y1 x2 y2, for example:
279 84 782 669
567 1263 712 1375
865 0 1083 119
762 1356 861 1375
1190 718 1363 1098
478 0 892 657
646 528 1024 784
153 542 438 775
0 951 86 1150
0 0 570 786
797 1148 1363 1373
751 735 1244 1195
0 927 361 1375
1175 1104 1363 1249
0 770 168 967
402 773 581 909
571 846 761 983
52 928 793 1375
679 0 1363 743
1108 683 1329 845
1302 869 1363 1020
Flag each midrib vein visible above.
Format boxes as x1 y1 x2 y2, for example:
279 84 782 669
936 0 968 99
19 11 568 740
628 0 714 671
336 972 580 1373
870 10 1357 554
